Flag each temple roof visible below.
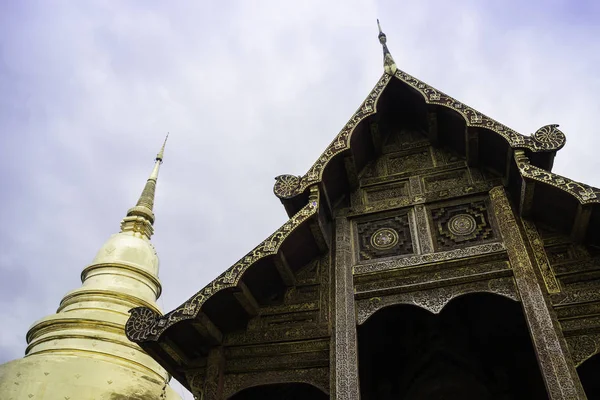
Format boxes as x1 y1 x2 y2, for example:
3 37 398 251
125 25 600 388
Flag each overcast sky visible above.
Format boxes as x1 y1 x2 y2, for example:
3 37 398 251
1 1 599 398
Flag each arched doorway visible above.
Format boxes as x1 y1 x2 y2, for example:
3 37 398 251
228 382 328 400
357 293 547 399
578 353 600 399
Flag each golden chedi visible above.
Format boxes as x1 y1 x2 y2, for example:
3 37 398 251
0 136 182 400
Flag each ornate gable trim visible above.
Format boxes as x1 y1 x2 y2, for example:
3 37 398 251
126 186 321 343
392 70 566 151
274 74 392 200
273 68 599 209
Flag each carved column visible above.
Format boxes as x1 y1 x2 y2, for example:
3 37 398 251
202 347 225 400
331 217 361 399
489 186 586 399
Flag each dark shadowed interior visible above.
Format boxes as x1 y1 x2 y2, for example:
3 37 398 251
357 293 548 399
228 382 328 400
578 353 600 399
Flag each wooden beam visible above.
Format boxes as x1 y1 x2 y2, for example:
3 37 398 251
344 154 360 191
273 252 296 287
319 181 334 220
190 312 223 345
503 148 514 187
370 121 383 154
514 150 535 217
519 179 536 217
143 342 184 380
466 127 479 167
160 337 190 366
233 281 260 317
309 213 330 252
571 204 592 243
427 111 439 146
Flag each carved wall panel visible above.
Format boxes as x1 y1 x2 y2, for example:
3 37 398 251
355 276 518 325
387 148 432 175
522 219 561 294
546 244 589 265
225 348 329 374
431 146 466 166
225 256 330 346
422 169 470 193
356 211 414 261
430 200 496 251
222 367 330 399
546 240 600 307
353 242 506 274
354 259 510 294
363 181 409 204
185 369 206 398
566 334 600 367
381 127 429 153
345 181 495 218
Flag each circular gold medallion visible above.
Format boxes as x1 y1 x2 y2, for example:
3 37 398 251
370 228 399 250
448 214 477 236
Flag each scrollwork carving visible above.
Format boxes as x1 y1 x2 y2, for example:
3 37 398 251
515 151 600 204
275 74 391 199
566 334 600 367
522 219 561 294
393 70 566 153
354 242 506 274
273 175 301 199
125 307 160 342
356 277 518 325
223 368 330 399
531 124 566 151
333 217 360 399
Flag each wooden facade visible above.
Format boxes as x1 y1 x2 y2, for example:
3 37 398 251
125 33 600 399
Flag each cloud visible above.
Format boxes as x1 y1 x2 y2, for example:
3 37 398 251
1 1 599 398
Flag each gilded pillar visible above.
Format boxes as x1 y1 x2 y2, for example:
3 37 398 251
489 186 585 399
331 217 361 399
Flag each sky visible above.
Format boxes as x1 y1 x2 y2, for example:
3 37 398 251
1 1 599 398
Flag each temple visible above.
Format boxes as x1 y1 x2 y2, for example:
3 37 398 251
0 138 182 399
126 24 600 399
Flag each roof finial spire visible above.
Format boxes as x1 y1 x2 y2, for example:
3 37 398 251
377 19 397 75
121 134 170 237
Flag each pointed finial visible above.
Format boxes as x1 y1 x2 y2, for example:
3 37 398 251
156 133 169 163
377 19 386 43
376 19 397 75
121 135 170 236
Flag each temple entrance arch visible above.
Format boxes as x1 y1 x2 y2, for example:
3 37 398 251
357 292 547 399
228 382 328 399
578 353 600 399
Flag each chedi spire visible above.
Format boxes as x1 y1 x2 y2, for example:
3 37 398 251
0 134 181 399
121 133 169 238
377 19 397 75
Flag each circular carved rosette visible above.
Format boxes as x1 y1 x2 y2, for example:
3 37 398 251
532 124 566 151
273 174 301 199
370 228 399 250
447 214 477 237
126 306 159 342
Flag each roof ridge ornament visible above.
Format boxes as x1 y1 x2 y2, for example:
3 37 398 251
377 19 397 75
